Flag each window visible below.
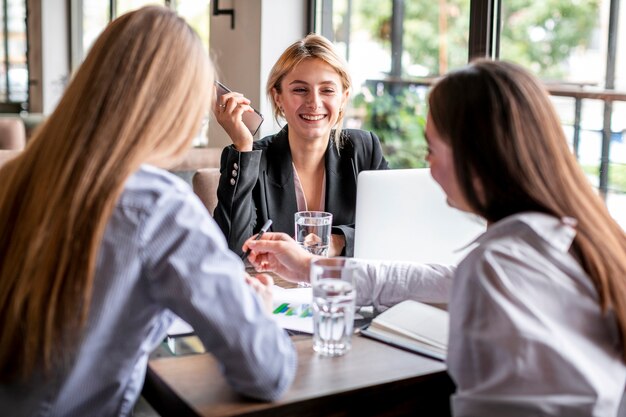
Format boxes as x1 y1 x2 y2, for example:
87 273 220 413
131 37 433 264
0 0 27 111
499 0 625 224
74 0 210 68
314 0 471 169
315 0 626 228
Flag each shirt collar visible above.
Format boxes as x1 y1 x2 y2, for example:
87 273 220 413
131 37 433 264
471 212 578 253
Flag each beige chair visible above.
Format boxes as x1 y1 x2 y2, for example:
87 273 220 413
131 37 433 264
0 149 20 167
166 148 222 172
166 147 223 186
0 117 26 150
192 168 221 215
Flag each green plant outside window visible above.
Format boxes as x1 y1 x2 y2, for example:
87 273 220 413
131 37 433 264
352 82 429 169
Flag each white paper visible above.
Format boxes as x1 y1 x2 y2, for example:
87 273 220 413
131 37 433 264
167 316 194 337
271 285 314 334
166 286 314 337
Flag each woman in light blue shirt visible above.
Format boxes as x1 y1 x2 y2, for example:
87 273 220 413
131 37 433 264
0 6 295 416
244 60 626 416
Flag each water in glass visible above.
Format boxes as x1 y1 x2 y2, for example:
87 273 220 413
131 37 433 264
312 278 355 356
295 216 331 257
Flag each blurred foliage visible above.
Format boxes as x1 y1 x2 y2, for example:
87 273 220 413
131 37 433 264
352 0 600 78
352 83 429 169
341 0 602 169
500 0 600 78
353 0 469 74
582 163 626 193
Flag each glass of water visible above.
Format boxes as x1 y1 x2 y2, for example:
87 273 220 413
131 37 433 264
294 211 332 257
310 257 356 357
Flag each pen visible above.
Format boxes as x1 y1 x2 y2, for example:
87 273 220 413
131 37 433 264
241 219 273 261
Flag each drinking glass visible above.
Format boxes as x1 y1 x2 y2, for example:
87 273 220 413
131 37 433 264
294 211 332 257
310 257 356 357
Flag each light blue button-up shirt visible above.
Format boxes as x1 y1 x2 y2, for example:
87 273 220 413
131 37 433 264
0 165 296 416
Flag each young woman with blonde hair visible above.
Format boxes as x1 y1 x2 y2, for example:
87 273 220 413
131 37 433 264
244 59 626 416
214 34 388 257
0 6 294 415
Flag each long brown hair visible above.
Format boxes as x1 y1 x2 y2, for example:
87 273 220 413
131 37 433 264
0 6 213 382
266 34 352 146
429 59 626 358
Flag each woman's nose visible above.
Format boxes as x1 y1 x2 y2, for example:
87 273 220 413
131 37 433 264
305 91 321 109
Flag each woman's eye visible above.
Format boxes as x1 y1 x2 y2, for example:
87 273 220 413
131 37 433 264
321 89 336 94
292 88 307 93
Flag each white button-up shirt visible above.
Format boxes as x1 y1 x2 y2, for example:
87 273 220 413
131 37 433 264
353 212 626 416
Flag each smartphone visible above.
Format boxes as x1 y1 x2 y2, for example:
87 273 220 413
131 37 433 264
215 81 264 136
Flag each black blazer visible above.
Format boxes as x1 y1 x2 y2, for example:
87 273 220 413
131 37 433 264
213 127 389 256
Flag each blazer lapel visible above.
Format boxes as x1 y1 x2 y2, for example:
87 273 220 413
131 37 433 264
325 139 357 224
263 128 299 235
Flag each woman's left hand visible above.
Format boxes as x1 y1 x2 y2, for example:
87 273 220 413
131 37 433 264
245 273 274 314
329 234 346 257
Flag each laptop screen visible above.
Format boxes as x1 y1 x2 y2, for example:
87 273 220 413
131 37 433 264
353 168 485 265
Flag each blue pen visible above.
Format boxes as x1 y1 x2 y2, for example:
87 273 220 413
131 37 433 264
241 219 273 261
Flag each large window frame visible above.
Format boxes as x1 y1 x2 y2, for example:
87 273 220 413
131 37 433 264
70 0 210 71
0 0 28 112
311 0 625 200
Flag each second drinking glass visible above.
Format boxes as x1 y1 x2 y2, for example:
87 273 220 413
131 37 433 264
294 211 333 257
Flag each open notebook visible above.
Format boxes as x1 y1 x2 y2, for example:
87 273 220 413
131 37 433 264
354 168 486 265
361 300 448 361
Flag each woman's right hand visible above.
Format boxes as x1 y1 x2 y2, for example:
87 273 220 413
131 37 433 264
214 91 255 152
243 232 318 284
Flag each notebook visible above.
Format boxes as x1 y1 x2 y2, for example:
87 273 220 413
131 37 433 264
354 168 485 265
360 299 448 361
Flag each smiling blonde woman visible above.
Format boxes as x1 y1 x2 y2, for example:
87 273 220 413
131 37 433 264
213 34 388 258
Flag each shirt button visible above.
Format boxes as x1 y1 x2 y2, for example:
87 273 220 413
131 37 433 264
230 178 236 186
233 163 239 169
231 169 238 177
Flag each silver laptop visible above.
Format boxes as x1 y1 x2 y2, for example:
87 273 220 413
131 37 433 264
354 168 486 265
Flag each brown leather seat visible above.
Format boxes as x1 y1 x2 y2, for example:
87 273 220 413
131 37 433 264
0 117 25 150
192 167 221 215
0 149 20 167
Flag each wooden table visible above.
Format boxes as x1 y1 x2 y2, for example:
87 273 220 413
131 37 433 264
143 335 454 416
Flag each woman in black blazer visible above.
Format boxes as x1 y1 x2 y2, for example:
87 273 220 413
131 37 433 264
214 34 388 257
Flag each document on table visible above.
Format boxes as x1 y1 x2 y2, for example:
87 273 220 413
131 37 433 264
360 299 448 361
167 316 194 337
271 285 314 334
167 286 315 337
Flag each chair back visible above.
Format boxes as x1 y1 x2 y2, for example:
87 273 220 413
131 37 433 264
0 149 20 168
0 117 26 150
192 168 221 215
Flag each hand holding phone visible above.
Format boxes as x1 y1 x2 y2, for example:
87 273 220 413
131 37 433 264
215 81 264 136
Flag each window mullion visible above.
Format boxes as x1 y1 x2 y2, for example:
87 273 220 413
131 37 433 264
3 0 10 100
468 0 497 61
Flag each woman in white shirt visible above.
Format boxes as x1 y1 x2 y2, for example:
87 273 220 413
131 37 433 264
243 59 626 416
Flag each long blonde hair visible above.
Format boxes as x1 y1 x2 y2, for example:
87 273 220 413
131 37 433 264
0 6 213 382
429 59 626 359
266 34 352 146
